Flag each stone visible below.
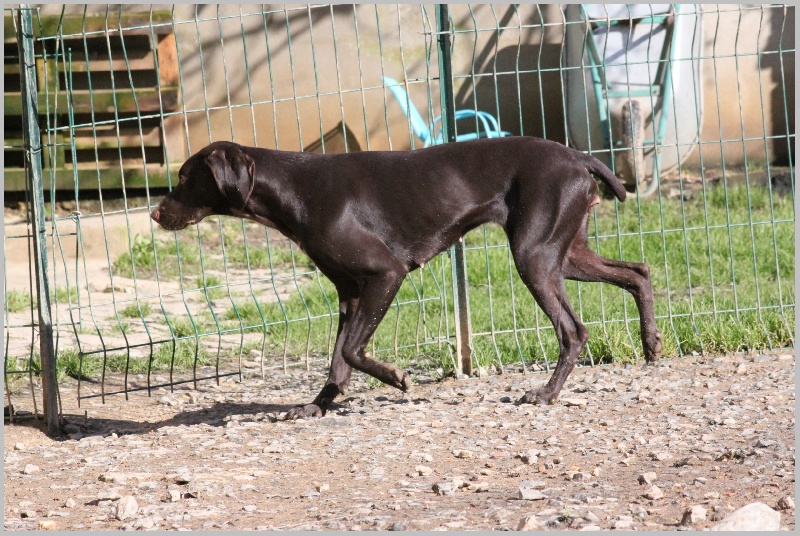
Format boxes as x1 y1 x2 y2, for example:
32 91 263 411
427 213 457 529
416 465 433 476
38 520 57 530
518 488 546 501
638 472 657 485
453 449 475 459
709 502 780 531
682 505 707 525
520 450 539 465
22 464 40 475
613 515 635 529
97 489 122 501
133 517 156 530
14 442 25 450
243 505 257 512
562 397 588 407
516 515 544 530
519 480 546 490
630 504 648 521
642 485 664 500
167 490 182 502
63 498 76 509
777 496 794 510
432 482 457 496
114 496 139 521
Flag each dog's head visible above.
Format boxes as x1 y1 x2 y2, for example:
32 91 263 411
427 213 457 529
151 141 256 231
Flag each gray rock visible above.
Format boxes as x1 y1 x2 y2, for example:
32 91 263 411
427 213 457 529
562 397 588 407
22 464 40 475
709 502 780 531
682 505 707 525
97 489 122 501
613 515 635 529
432 481 457 496
643 485 664 500
518 488 546 501
519 480 546 490
63 498 76 509
416 465 433 476
114 496 138 521
516 515 544 530
133 516 156 530
638 472 658 485
777 496 794 510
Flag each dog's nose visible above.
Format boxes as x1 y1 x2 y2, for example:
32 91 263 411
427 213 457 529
150 208 160 222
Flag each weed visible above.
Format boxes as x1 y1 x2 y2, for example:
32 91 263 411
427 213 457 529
5 290 32 313
120 302 152 318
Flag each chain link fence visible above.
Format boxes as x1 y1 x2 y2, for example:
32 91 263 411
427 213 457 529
4 4 794 433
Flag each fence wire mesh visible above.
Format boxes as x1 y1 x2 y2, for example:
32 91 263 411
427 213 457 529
3 4 795 417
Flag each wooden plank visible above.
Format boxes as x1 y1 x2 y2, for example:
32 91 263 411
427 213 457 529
72 125 163 149
4 86 179 115
4 11 173 42
156 33 178 86
3 165 178 192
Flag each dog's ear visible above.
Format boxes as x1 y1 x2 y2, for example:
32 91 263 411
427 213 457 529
205 144 256 210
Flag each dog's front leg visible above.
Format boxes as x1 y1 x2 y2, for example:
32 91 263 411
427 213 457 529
284 286 358 420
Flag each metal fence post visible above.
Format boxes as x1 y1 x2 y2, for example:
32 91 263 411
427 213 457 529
436 4 473 377
17 4 61 436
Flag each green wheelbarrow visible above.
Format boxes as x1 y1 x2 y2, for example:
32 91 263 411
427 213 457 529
565 4 704 198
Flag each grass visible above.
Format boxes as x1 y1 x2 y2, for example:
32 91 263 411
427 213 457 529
64 184 793 383
120 302 152 318
44 341 214 381
114 233 205 280
197 275 226 301
5 290 33 313
217 185 795 371
5 287 77 313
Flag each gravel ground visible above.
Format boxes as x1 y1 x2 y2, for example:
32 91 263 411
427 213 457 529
4 351 796 531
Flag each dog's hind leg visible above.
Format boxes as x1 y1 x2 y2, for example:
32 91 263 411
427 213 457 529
513 247 590 405
562 237 662 363
285 279 359 420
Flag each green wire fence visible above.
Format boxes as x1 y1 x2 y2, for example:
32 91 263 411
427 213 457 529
4 4 794 434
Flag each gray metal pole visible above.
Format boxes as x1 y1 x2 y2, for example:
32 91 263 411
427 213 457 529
17 4 61 436
436 5 473 378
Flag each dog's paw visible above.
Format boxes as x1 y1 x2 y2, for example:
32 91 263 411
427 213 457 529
644 330 663 363
283 404 324 420
516 388 556 406
399 371 412 392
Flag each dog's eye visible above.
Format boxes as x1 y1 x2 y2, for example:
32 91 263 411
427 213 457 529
178 174 188 185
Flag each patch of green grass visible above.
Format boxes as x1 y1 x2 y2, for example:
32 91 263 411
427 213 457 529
47 341 214 381
105 321 130 335
215 185 793 372
114 234 203 279
5 290 33 313
51 286 79 304
197 275 226 301
120 302 152 318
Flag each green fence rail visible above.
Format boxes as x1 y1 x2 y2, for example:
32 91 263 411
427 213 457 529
4 4 794 433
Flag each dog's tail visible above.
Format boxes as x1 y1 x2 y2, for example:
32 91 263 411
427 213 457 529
580 152 627 202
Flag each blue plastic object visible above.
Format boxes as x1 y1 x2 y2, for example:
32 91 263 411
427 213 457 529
383 77 512 147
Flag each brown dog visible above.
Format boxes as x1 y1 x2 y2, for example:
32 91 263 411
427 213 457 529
151 137 662 419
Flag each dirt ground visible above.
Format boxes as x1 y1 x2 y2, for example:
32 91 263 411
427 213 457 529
3 350 795 531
